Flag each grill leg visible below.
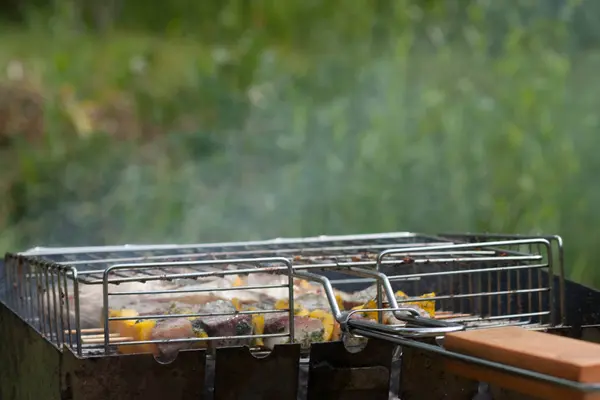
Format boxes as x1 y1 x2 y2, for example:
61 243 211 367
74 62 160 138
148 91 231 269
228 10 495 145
212 344 300 400
307 339 395 400
0 302 62 400
399 341 478 400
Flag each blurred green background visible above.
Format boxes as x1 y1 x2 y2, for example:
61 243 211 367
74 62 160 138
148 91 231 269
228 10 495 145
1 0 599 285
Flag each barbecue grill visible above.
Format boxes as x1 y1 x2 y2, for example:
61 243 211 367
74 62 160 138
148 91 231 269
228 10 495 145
2 232 600 400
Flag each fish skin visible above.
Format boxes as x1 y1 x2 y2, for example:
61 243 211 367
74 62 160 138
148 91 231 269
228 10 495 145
150 317 195 359
59 280 179 329
263 315 325 350
191 314 253 348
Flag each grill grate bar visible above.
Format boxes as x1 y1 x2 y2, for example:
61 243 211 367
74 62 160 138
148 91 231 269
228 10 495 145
75 253 542 286
20 233 445 272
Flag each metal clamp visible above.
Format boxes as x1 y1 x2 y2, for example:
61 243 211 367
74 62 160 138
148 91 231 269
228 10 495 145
345 309 464 338
291 270 465 339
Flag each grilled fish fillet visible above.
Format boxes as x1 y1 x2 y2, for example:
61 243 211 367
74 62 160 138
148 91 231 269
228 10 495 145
53 280 179 330
51 266 439 357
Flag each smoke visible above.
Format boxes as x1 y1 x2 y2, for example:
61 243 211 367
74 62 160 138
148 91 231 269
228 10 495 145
4 25 578 264
4 48 497 248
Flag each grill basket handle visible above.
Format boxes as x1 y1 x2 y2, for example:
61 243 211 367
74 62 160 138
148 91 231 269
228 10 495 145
291 270 466 339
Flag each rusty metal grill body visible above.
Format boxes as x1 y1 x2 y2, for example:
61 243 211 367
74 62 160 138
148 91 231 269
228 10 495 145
0 232 598 400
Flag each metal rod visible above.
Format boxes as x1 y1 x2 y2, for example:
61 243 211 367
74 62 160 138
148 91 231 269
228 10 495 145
34 264 45 334
44 269 53 342
108 308 287 322
377 238 552 261
292 270 342 320
76 254 542 285
50 247 489 267
394 287 549 302
106 283 289 297
387 263 547 281
20 232 422 256
49 266 61 347
72 268 82 356
113 332 290 347
63 270 73 349
97 263 289 285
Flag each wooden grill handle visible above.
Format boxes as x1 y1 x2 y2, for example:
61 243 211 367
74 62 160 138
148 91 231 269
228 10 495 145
444 326 600 400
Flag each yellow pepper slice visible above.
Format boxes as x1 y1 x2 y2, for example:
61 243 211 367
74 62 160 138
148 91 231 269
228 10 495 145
308 309 335 341
351 299 378 321
400 292 436 317
274 299 309 316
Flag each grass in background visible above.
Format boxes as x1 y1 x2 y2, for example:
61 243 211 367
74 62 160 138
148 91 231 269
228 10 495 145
1 1 600 287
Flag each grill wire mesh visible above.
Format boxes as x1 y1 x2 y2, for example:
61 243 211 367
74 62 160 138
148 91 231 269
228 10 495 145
0 232 565 399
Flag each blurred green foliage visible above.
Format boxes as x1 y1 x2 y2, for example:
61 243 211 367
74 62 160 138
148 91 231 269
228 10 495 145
1 0 600 286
